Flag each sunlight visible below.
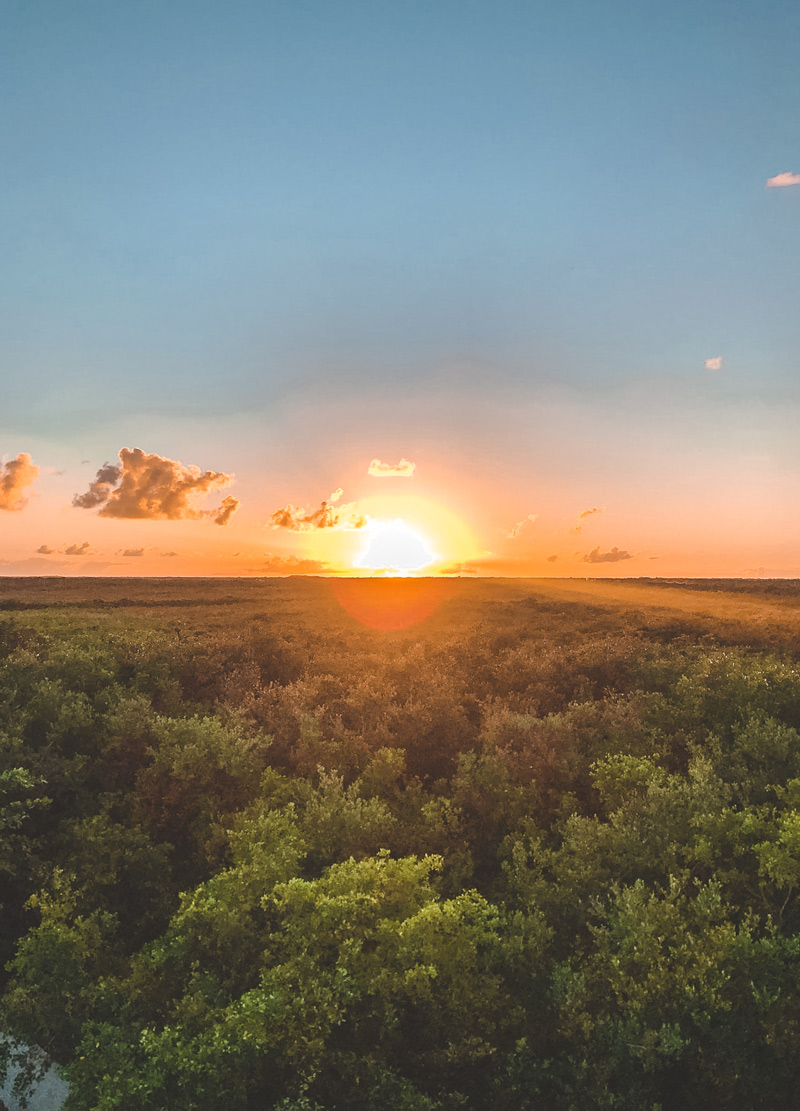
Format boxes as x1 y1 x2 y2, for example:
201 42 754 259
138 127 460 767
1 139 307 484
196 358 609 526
352 518 437 574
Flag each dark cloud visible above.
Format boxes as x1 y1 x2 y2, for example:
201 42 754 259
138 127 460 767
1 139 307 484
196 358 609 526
0 453 39 511
72 461 121 509
211 495 239 526
546 554 558 563
64 541 92 556
584 546 632 564
36 544 55 555
73 448 237 523
119 547 146 557
269 489 366 532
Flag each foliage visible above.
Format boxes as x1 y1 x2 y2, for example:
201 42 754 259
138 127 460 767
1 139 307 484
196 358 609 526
1 579 800 1107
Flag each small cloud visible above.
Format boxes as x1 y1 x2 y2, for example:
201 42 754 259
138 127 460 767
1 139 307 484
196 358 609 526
367 458 416 478
64 541 92 556
269 489 366 532
505 513 538 539
569 506 604 535
161 551 178 557
546 554 558 563
35 544 55 555
584 546 632 564
119 547 147 557
704 356 723 370
0 453 39 511
766 171 800 188
211 495 239 526
73 448 236 523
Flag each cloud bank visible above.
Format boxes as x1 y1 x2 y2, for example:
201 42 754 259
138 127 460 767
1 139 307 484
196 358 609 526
766 172 800 187
584 546 632 564
367 458 416 477
0 453 39 511
74 448 238 523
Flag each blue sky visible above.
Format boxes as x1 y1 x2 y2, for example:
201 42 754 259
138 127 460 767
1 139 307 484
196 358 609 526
2 0 799 574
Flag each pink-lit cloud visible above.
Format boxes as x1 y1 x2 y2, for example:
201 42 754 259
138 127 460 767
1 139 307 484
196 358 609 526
704 356 723 370
74 448 238 523
0 453 39 511
766 172 800 187
367 457 416 477
269 489 366 531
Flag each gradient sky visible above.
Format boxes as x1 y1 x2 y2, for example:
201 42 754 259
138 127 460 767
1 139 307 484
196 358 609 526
2 0 799 576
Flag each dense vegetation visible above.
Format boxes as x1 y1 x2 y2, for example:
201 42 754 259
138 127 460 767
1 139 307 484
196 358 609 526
2 576 800 1109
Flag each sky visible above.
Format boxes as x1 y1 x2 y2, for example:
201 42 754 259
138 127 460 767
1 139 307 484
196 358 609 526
2 0 799 577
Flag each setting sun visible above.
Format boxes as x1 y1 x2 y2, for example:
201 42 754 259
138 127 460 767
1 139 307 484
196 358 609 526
352 518 437 573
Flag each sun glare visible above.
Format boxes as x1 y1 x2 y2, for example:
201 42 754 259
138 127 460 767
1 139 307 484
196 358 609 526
353 518 437 574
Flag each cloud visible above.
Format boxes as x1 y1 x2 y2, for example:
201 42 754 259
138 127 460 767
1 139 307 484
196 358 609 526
269 489 366 532
35 544 55 555
260 553 335 575
211 495 239 526
161 551 178 557
73 448 237 523
64 541 92 556
368 458 416 477
704 356 723 370
119 547 147 557
584 546 632 564
766 172 800 187
546 554 558 563
569 506 604 535
0 453 39 511
505 513 539 539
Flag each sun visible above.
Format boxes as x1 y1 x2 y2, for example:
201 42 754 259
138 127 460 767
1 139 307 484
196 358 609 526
352 518 438 574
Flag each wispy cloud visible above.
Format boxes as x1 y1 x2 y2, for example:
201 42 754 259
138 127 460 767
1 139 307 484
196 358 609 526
64 541 92 556
704 356 723 370
505 513 538 539
367 457 416 477
119 547 147 557
0 453 39 511
766 171 800 188
74 448 238 523
569 506 604 535
584 546 632 564
269 489 366 532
